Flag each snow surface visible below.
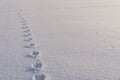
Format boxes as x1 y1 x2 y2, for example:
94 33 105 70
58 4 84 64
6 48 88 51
1 0 120 80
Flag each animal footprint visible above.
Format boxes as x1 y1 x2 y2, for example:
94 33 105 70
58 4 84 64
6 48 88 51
22 26 28 29
30 61 42 72
25 43 36 48
22 23 27 26
24 33 32 37
24 29 31 33
20 17 25 20
21 20 26 23
18 15 22 17
32 73 48 80
27 51 40 58
24 37 33 42
34 61 42 69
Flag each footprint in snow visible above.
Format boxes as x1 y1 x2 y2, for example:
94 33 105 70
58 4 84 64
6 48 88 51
26 60 42 73
21 26 29 29
24 43 36 48
31 61 42 71
24 29 31 33
32 73 48 80
27 51 40 58
20 17 25 20
19 9 23 12
24 37 33 42
18 15 22 18
17 12 21 15
21 20 26 23
22 23 27 26
33 61 42 69
24 33 32 37
18 12 22 16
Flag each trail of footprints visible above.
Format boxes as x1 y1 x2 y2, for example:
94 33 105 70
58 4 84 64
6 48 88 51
18 10 49 80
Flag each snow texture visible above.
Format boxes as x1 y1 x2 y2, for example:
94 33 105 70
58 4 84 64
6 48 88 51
1 0 120 80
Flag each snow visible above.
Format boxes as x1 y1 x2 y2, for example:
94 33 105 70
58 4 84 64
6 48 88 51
1 0 120 80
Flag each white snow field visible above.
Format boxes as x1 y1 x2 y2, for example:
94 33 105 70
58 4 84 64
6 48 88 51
1 0 120 80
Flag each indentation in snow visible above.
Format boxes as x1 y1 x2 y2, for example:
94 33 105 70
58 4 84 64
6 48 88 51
24 43 36 48
32 73 48 80
27 51 40 58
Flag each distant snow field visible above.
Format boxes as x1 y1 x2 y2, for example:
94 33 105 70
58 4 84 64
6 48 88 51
0 0 120 80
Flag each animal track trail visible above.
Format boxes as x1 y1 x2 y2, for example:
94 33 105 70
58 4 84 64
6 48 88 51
18 10 49 80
